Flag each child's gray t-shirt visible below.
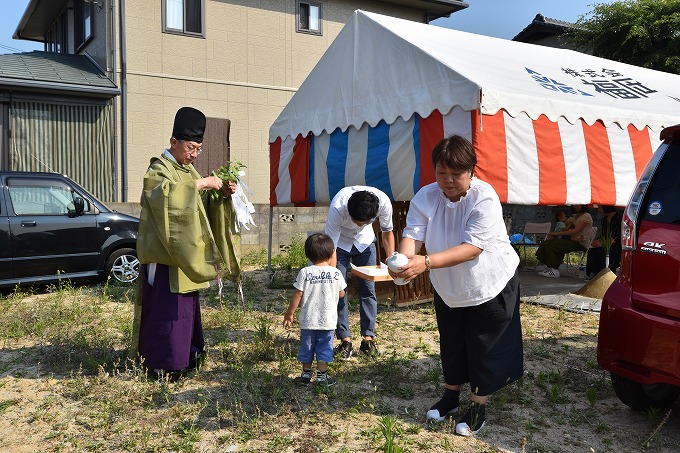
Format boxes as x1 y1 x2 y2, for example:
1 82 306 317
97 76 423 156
294 265 347 330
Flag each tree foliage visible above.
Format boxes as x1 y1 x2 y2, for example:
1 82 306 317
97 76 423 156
570 0 680 74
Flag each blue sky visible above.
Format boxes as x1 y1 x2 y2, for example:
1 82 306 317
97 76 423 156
1 0 612 54
1 0 41 53
432 0 612 38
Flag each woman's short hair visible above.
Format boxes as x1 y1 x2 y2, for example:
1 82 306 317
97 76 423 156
431 135 477 173
305 233 335 263
347 191 379 222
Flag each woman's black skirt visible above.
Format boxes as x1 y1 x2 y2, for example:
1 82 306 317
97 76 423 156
434 270 523 395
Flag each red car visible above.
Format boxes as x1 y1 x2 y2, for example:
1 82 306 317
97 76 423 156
597 124 680 411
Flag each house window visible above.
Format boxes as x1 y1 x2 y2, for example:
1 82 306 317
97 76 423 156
74 0 94 51
84 6 92 40
297 1 322 35
163 0 205 37
44 11 68 53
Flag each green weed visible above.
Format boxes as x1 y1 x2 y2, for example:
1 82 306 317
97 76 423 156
0 398 18 414
376 415 404 453
586 386 598 405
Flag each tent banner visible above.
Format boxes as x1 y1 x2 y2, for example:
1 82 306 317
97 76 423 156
270 106 660 207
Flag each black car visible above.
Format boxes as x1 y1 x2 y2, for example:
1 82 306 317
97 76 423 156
0 171 139 288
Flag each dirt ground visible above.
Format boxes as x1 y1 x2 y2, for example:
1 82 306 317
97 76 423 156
0 269 679 452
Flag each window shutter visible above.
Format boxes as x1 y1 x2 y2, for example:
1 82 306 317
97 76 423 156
193 117 231 177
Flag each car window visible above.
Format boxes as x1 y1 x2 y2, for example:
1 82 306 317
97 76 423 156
640 141 680 225
6 177 91 216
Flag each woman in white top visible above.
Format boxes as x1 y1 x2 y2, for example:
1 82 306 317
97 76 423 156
390 136 522 437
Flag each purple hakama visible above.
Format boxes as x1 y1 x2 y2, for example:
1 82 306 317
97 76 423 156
138 264 205 371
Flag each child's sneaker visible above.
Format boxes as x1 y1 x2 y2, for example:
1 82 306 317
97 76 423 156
316 372 337 387
333 340 353 360
293 370 313 386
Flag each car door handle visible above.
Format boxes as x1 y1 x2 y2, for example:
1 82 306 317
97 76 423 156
21 221 37 227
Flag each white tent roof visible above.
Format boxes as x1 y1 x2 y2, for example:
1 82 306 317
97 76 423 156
270 10 680 143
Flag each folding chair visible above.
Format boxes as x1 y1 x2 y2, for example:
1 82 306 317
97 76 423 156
512 222 552 270
566 226 597 275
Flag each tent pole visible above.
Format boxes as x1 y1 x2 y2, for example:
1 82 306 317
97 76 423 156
267 206 274 284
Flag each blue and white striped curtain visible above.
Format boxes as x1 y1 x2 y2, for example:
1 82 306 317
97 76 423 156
9 101 115 202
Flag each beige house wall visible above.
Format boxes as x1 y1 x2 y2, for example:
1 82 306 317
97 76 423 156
122 0 426 205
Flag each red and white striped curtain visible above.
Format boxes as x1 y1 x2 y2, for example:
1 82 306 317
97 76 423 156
270 106 660 207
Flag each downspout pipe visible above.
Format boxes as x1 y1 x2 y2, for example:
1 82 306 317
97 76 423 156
110 0 119 200
267 206 274 283
119 0 129 202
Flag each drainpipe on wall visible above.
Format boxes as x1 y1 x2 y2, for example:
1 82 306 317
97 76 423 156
1 102 8 170
110 0 119 201
267 206 274 283
119 0 129 202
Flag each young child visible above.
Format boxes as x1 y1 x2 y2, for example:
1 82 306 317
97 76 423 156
283 233 347 386
554 210 568 237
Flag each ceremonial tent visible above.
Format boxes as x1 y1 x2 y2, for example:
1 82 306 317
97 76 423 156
269 10 680 208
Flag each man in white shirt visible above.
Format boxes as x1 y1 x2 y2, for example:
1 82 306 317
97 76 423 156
325 186 395 358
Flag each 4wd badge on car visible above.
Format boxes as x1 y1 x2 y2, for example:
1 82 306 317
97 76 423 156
640 241 667 255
